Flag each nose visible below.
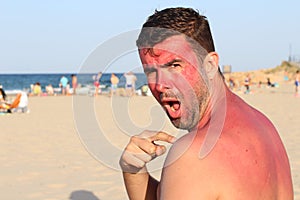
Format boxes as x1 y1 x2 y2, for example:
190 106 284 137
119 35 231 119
155 83 167 93
155 69 170 93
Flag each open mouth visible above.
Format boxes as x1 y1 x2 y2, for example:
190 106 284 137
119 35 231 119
162 98 181 119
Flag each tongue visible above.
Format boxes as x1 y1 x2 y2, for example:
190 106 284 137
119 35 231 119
166 102 181 119
172 102 180 110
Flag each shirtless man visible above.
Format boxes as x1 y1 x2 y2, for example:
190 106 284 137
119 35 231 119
119 7 293 199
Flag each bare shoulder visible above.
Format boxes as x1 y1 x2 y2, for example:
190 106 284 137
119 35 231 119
214 95 293 199
159 97 293 199
160 132 222 199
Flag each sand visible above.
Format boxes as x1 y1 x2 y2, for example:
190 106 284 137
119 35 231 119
0 82 299 200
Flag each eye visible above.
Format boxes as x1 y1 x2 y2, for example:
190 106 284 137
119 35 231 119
169 63 182 71
171 63 181 68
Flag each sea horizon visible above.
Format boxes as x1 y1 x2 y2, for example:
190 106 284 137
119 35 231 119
0 73 147 92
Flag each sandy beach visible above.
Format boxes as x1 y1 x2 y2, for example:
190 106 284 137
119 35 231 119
0 82 299 199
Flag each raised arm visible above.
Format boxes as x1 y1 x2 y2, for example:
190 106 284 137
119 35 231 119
120 131 176 200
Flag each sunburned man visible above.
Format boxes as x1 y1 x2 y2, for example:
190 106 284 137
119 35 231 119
120 7 293 200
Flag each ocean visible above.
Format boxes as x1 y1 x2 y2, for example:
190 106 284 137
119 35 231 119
0 73 148 93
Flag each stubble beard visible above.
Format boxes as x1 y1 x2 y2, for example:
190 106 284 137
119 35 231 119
172 85 209 131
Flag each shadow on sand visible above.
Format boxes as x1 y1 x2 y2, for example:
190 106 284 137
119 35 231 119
69 190 101 200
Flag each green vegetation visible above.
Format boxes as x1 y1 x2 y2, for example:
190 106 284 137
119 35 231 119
266 61 300 74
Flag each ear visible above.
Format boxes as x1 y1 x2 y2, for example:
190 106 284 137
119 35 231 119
204 52 219 79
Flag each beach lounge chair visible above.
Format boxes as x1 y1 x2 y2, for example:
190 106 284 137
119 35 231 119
0 93 21 113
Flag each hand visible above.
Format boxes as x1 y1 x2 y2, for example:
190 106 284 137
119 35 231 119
120 131 176 173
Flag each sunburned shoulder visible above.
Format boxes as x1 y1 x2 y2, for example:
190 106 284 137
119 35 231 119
160 129 268 199
161 129 292 199
160 133 223 199
160 104 293 199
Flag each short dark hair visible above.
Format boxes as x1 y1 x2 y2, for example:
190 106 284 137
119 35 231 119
137 7 224 77
136 7 215 53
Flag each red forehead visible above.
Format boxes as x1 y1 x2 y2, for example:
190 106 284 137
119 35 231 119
139 35 200 67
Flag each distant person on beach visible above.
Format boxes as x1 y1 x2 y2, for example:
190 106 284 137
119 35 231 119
59 76 68 95
0 85 8 110
66 82 71 95
110 73 119 96
284 70 289 82
244 73 251 94
141 84 149 96
0 85 7 102
124 71 137 96
46 84 54 96
71 74 78 95
16 91 29 113
33 82 42 96
295 70 300 96
93 72 102 96
0 86 24 113
267 77 275 87
228 76 236 90
119 7 293 199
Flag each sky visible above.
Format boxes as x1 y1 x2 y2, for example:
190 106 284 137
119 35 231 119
0 0 299 73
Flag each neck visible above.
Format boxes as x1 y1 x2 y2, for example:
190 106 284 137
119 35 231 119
194 75 229 159
189 74 227 133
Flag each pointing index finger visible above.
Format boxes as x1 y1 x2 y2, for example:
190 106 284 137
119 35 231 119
149 131 177 144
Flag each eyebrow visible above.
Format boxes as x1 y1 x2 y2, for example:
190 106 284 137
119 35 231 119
143 67 155 74
143 59 183 73
162 59 183 68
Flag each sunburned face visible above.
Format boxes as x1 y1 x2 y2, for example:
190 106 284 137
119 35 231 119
139 35 210 130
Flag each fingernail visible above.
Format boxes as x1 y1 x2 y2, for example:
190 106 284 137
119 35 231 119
170 137 177 144
156 146 166 156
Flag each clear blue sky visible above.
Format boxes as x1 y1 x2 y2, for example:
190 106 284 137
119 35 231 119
0 0 299 73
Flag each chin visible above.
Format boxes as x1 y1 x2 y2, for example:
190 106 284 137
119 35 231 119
171 118 194 130
171 119 182 129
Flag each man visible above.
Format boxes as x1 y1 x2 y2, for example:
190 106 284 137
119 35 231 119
110 73 119 96
59 75 68 95
119 7 293 199
93 72 102 96
124 71 137 96
71 74 78 95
